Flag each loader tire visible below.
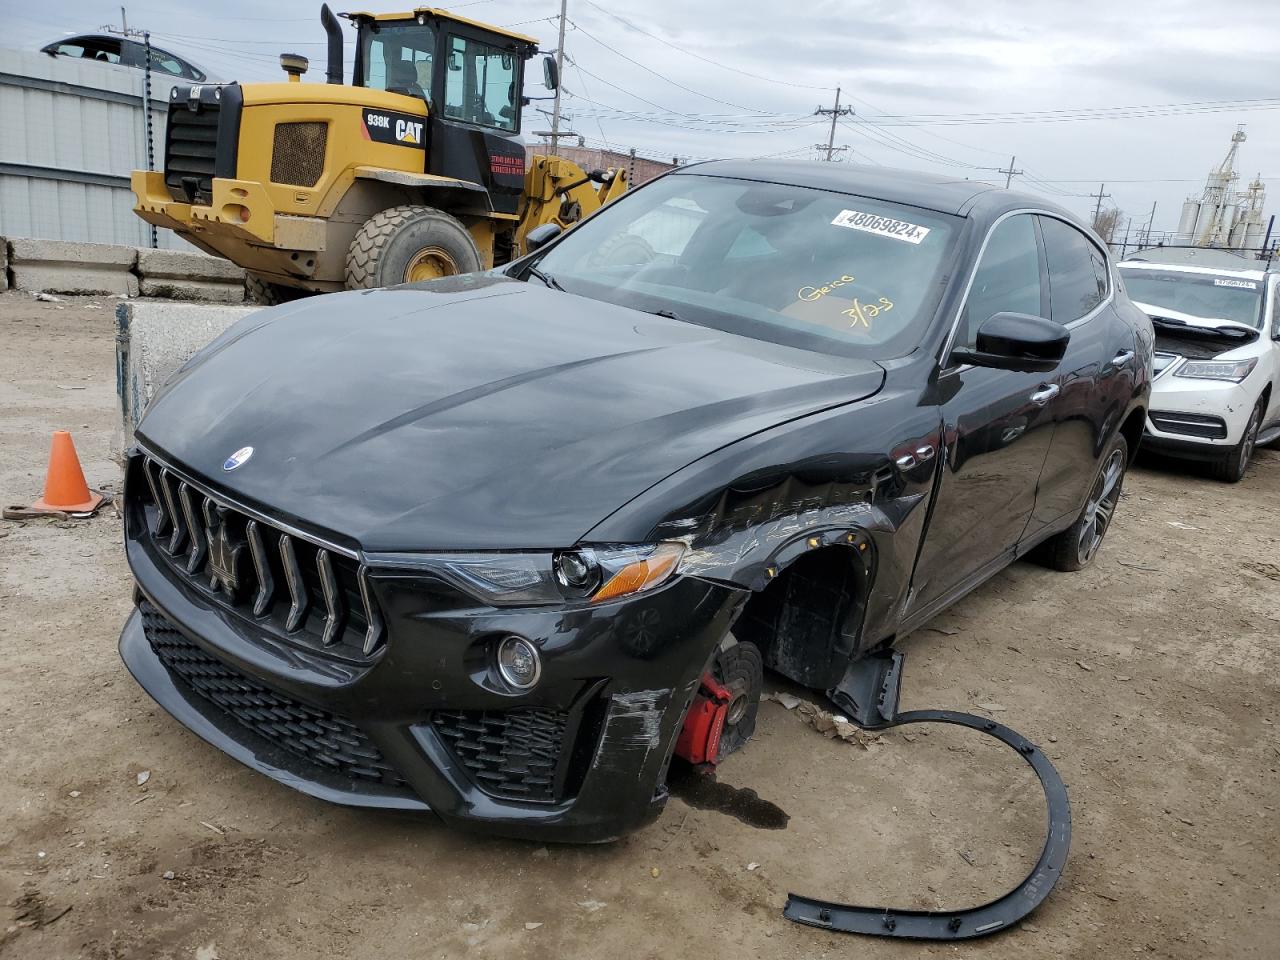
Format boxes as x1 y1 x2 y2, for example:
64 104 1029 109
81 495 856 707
245 274 306 306
345 205 482 289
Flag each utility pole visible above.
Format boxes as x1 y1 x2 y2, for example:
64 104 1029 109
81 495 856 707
103 8 156 246
998 154 1022 188
549 0 568 149
1142 200 1157 247
1091 183 1111 223
814 87 853 161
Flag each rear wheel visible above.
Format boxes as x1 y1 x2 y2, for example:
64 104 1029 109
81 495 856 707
245 274 306 306
1210 399 1262 483
345 205 482 289
1039 433 1129 572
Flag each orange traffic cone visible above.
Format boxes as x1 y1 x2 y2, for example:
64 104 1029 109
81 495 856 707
5 431 105 519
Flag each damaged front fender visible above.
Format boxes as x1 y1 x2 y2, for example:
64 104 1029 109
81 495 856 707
588 395 943 659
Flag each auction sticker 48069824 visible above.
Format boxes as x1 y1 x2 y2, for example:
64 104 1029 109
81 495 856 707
831 209 931 244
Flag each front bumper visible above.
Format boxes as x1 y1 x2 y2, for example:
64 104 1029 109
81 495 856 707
1144 374 1258 455
131 171 328 284
120 453 745 842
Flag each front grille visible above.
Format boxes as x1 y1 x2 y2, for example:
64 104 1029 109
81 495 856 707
165 103 220 203
270 122 327 187
140 600 406 789
1150 410 1228 439
133 453 384 660
432 708 570 803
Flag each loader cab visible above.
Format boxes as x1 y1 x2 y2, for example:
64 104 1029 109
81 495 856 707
348 11 532 134
349 10 537 213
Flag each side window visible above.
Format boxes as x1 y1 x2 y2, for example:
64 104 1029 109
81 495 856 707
147 50 186 76
1271 281 1280 338
53 39 123 64
362 25 435 96
1040 216 1106 323
959 214 1042 348
444 35 517 131
80 38 124 64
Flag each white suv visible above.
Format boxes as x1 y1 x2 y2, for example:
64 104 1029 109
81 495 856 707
1118 258 1280 482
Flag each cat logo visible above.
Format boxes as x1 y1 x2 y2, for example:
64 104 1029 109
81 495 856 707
395 119 424 145
361 108 426 149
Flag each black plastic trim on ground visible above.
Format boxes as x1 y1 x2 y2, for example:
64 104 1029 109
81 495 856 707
783 652 1072 941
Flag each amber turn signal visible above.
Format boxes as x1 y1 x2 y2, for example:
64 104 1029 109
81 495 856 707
591 543 684 603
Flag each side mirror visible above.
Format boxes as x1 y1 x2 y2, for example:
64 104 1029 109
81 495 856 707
542 55 559 91
525 222 563 252
951 312 1068 373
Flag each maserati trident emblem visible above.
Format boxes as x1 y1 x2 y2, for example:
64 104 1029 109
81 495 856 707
223 446 253 471
206 506 244 597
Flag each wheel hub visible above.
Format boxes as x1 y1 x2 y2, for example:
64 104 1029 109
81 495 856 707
404 246 460 283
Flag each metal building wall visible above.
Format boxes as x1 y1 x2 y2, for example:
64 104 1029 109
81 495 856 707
0 49 190 249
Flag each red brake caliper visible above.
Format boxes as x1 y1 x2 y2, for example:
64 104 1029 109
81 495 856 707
674 671 734 770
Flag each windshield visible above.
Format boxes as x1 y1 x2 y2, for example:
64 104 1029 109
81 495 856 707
530 174 961 358
360 22 435 97
1119 267 1264 329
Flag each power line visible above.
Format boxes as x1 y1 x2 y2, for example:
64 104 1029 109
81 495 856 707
853 98 1280 127
566 17 765 113
579 0 832 91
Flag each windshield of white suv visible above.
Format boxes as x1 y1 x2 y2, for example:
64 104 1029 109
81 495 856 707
528 174 961 358
1119 266 1265 329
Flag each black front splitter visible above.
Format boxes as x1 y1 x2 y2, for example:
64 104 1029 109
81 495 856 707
783 650 1072 940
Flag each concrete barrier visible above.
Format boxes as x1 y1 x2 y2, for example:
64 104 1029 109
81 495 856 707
9 237 139 296
137 248 247 303
116 300 258 445
1 237 249 302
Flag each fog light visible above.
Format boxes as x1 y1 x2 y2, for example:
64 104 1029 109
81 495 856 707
496 635 541 689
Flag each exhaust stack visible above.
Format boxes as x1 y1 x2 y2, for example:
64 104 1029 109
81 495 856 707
320 4 343 85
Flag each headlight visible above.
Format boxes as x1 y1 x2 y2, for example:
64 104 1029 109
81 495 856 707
420 542 686 606
1175 358 1257 382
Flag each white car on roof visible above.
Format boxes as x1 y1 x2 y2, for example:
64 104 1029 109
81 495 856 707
1118 258 1280 482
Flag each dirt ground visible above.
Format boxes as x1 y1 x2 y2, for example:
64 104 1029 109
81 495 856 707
1 290 1277 959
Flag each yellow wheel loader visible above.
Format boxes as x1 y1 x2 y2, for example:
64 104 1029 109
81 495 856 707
131 5 629 303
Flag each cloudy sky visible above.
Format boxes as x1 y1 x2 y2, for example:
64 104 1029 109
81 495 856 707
13 0 1279 238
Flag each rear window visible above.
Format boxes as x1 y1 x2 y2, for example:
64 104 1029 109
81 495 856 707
532 174 961 359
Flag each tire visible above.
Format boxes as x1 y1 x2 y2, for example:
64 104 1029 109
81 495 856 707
1210 399 1262 483
345 205 482 289
245 274 306 306
1039 433 1129 572
711 637 763 761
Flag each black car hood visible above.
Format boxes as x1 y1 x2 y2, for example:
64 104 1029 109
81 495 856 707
138 277 885 551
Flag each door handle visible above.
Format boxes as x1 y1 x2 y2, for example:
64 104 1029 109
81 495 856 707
1029 384 1060 405
1111 349 1135 367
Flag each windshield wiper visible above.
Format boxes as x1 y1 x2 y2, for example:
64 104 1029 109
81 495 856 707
650 308 685 322
526 264 564 292
1150 314 1253 341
